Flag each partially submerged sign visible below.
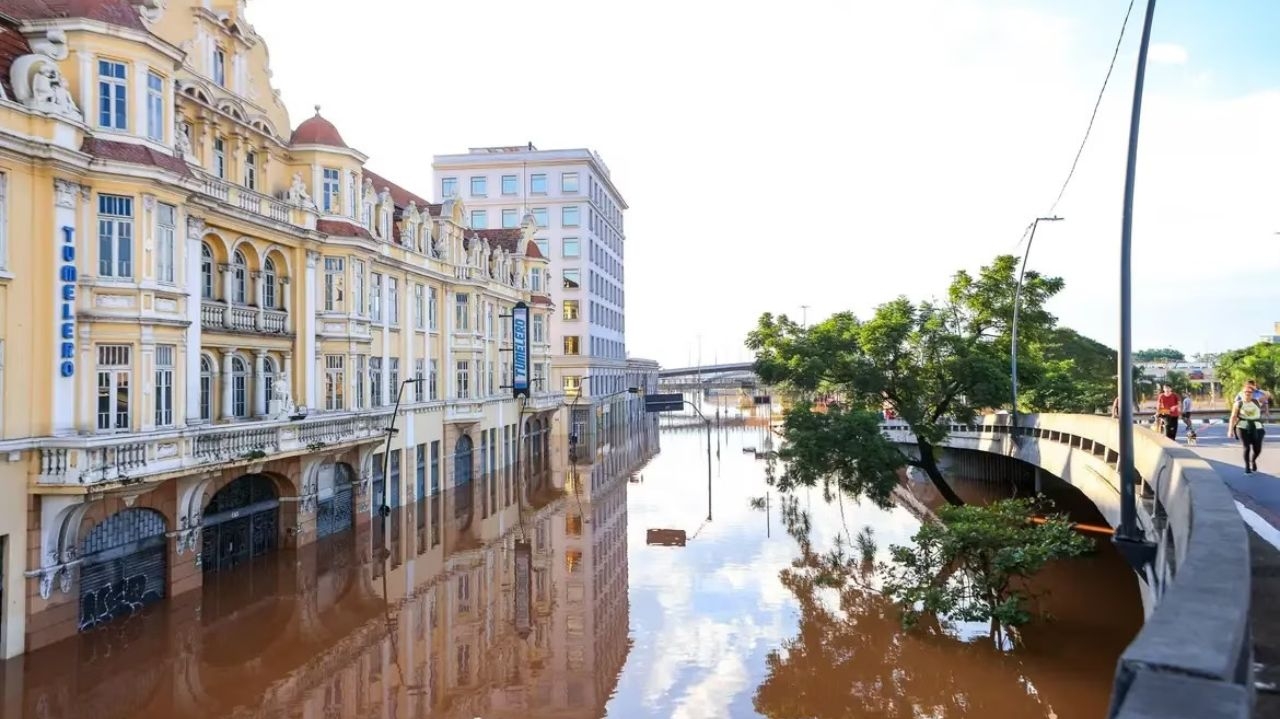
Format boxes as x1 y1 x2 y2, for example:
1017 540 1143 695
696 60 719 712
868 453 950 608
646 528 687 546
644 393 685 413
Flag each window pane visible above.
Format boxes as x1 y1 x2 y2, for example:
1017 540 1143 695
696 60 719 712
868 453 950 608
563 238 580 258
530 174 547 194
470 210 487 229
501 208 518 229
470 176 486 196
501 175 517 194
562 173 579 193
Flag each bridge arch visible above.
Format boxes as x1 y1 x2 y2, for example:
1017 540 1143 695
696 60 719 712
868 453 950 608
883 413 1250 717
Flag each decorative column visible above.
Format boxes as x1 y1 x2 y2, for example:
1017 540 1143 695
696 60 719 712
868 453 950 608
252 270 265 330
185 217 206 424
219 263 233 328
221 348 237 421
282 352 294 410
303 251 319 409
279 276 292 333
253 349 268 418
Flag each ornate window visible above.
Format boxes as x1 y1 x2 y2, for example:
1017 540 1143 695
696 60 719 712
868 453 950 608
200 242 214 299
200 355 213 420
231 355 248 418
263 257 278 309
232 249 247 304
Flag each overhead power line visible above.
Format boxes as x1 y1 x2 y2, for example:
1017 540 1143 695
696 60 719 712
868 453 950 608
1013 0 1138 255
1047 0 1138 215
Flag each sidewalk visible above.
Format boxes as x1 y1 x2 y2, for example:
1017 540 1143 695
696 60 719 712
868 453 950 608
1182 423 1280 716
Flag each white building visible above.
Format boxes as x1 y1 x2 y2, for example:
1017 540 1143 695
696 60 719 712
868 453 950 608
433 145 629 451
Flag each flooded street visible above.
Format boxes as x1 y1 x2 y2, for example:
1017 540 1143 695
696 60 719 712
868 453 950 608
0 418 1141 718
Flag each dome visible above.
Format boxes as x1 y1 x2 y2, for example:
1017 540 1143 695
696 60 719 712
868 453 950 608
290 106 347 148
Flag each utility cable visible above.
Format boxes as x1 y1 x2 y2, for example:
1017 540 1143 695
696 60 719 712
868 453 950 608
1012 0 1137 256
1046 0 1138 215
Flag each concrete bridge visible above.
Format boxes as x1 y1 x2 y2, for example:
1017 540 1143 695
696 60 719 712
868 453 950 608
882 414 1252 718
657 363 760 392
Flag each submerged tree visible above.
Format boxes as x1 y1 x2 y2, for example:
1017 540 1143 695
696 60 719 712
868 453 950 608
881 498 1092 632
747 254 1064 505
753 494 1090 718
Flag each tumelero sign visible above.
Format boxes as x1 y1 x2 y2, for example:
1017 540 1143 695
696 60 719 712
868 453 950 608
512 301 530 398
58 225 77 377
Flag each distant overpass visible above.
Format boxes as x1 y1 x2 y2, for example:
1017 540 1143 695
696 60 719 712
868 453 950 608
657 363 755 379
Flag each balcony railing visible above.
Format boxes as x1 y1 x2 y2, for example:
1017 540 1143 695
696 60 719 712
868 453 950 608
445 400 485 423
201 301 290 334
199 174 308 227
525 392 564 413
35 410 392 487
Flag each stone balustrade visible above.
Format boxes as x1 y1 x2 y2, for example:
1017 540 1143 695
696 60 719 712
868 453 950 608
35 410 392 487
525 392 565 413
200 174 308 228
880 414 1253 718
200 300 290 334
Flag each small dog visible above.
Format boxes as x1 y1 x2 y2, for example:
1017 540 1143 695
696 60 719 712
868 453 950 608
1185 425 1198 446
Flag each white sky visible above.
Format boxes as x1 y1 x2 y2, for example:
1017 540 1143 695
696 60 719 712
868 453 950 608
247 1 1280 368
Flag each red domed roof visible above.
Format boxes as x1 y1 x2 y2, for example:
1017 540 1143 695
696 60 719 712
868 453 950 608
290 106 347 148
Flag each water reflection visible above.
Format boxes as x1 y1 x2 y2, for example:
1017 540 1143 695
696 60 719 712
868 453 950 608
0 420 660 719
1 420 1138 719
607 422 1140 719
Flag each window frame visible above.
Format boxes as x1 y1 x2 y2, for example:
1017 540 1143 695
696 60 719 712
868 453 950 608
501 175 518 195
145 72 164 142
97 59 128 130
561 172 580 193
97 194 134 279
529 173 547 194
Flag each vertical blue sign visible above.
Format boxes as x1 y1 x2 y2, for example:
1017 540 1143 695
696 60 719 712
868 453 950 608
58 225 77 378
512 301 530 398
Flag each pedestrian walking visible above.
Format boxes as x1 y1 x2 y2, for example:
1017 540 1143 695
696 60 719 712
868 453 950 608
1230 384 1267 474
1155 384 1181 441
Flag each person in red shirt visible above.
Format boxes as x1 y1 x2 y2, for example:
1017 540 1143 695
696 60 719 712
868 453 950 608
1155 383 1181 440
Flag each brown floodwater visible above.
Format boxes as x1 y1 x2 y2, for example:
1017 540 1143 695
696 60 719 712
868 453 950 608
0 417 1141 719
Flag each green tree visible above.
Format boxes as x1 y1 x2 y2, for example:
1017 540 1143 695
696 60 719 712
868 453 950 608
747 255 1063 506
1020 328 1116 413
1163 369 1193 395
1216 343 1280 397
881 498 1093 630
1135 347 1186 362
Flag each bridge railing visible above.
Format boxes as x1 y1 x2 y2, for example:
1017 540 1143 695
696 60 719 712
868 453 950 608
880 413 1253 718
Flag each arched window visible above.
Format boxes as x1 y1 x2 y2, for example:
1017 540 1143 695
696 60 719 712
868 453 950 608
201 242 214 300
231 355 248 417
262 356 276 406
200 355 213 420
263 257 278 309
232 249 248 304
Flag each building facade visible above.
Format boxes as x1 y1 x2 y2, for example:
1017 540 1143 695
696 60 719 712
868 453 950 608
431 146 629 457
0 0 560 657
7 431 659 719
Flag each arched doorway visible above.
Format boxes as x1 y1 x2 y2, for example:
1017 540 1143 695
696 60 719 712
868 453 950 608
454 434 473 520
78 508 168 631
201 474 280 572
316 462 355 539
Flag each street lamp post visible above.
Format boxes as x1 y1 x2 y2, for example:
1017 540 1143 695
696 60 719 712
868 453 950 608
678 399 714 522
379 377 424 518
1116 0 1159 563
1011 216 1063 438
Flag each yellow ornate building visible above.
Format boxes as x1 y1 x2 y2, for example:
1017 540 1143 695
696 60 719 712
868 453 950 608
0 0 560 656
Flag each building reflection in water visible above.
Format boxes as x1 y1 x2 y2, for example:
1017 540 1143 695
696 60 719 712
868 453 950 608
0 420 659 719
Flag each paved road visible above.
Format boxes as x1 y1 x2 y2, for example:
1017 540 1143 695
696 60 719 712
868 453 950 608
1178 421 1280 525
1179 421 1280 713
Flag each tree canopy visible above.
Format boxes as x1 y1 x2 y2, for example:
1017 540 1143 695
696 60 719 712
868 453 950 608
747 254 1072 505
1216 342 1280 397
1135 347 1186 362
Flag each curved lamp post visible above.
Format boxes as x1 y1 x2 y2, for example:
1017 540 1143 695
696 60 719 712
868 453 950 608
1011 215 1063 439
